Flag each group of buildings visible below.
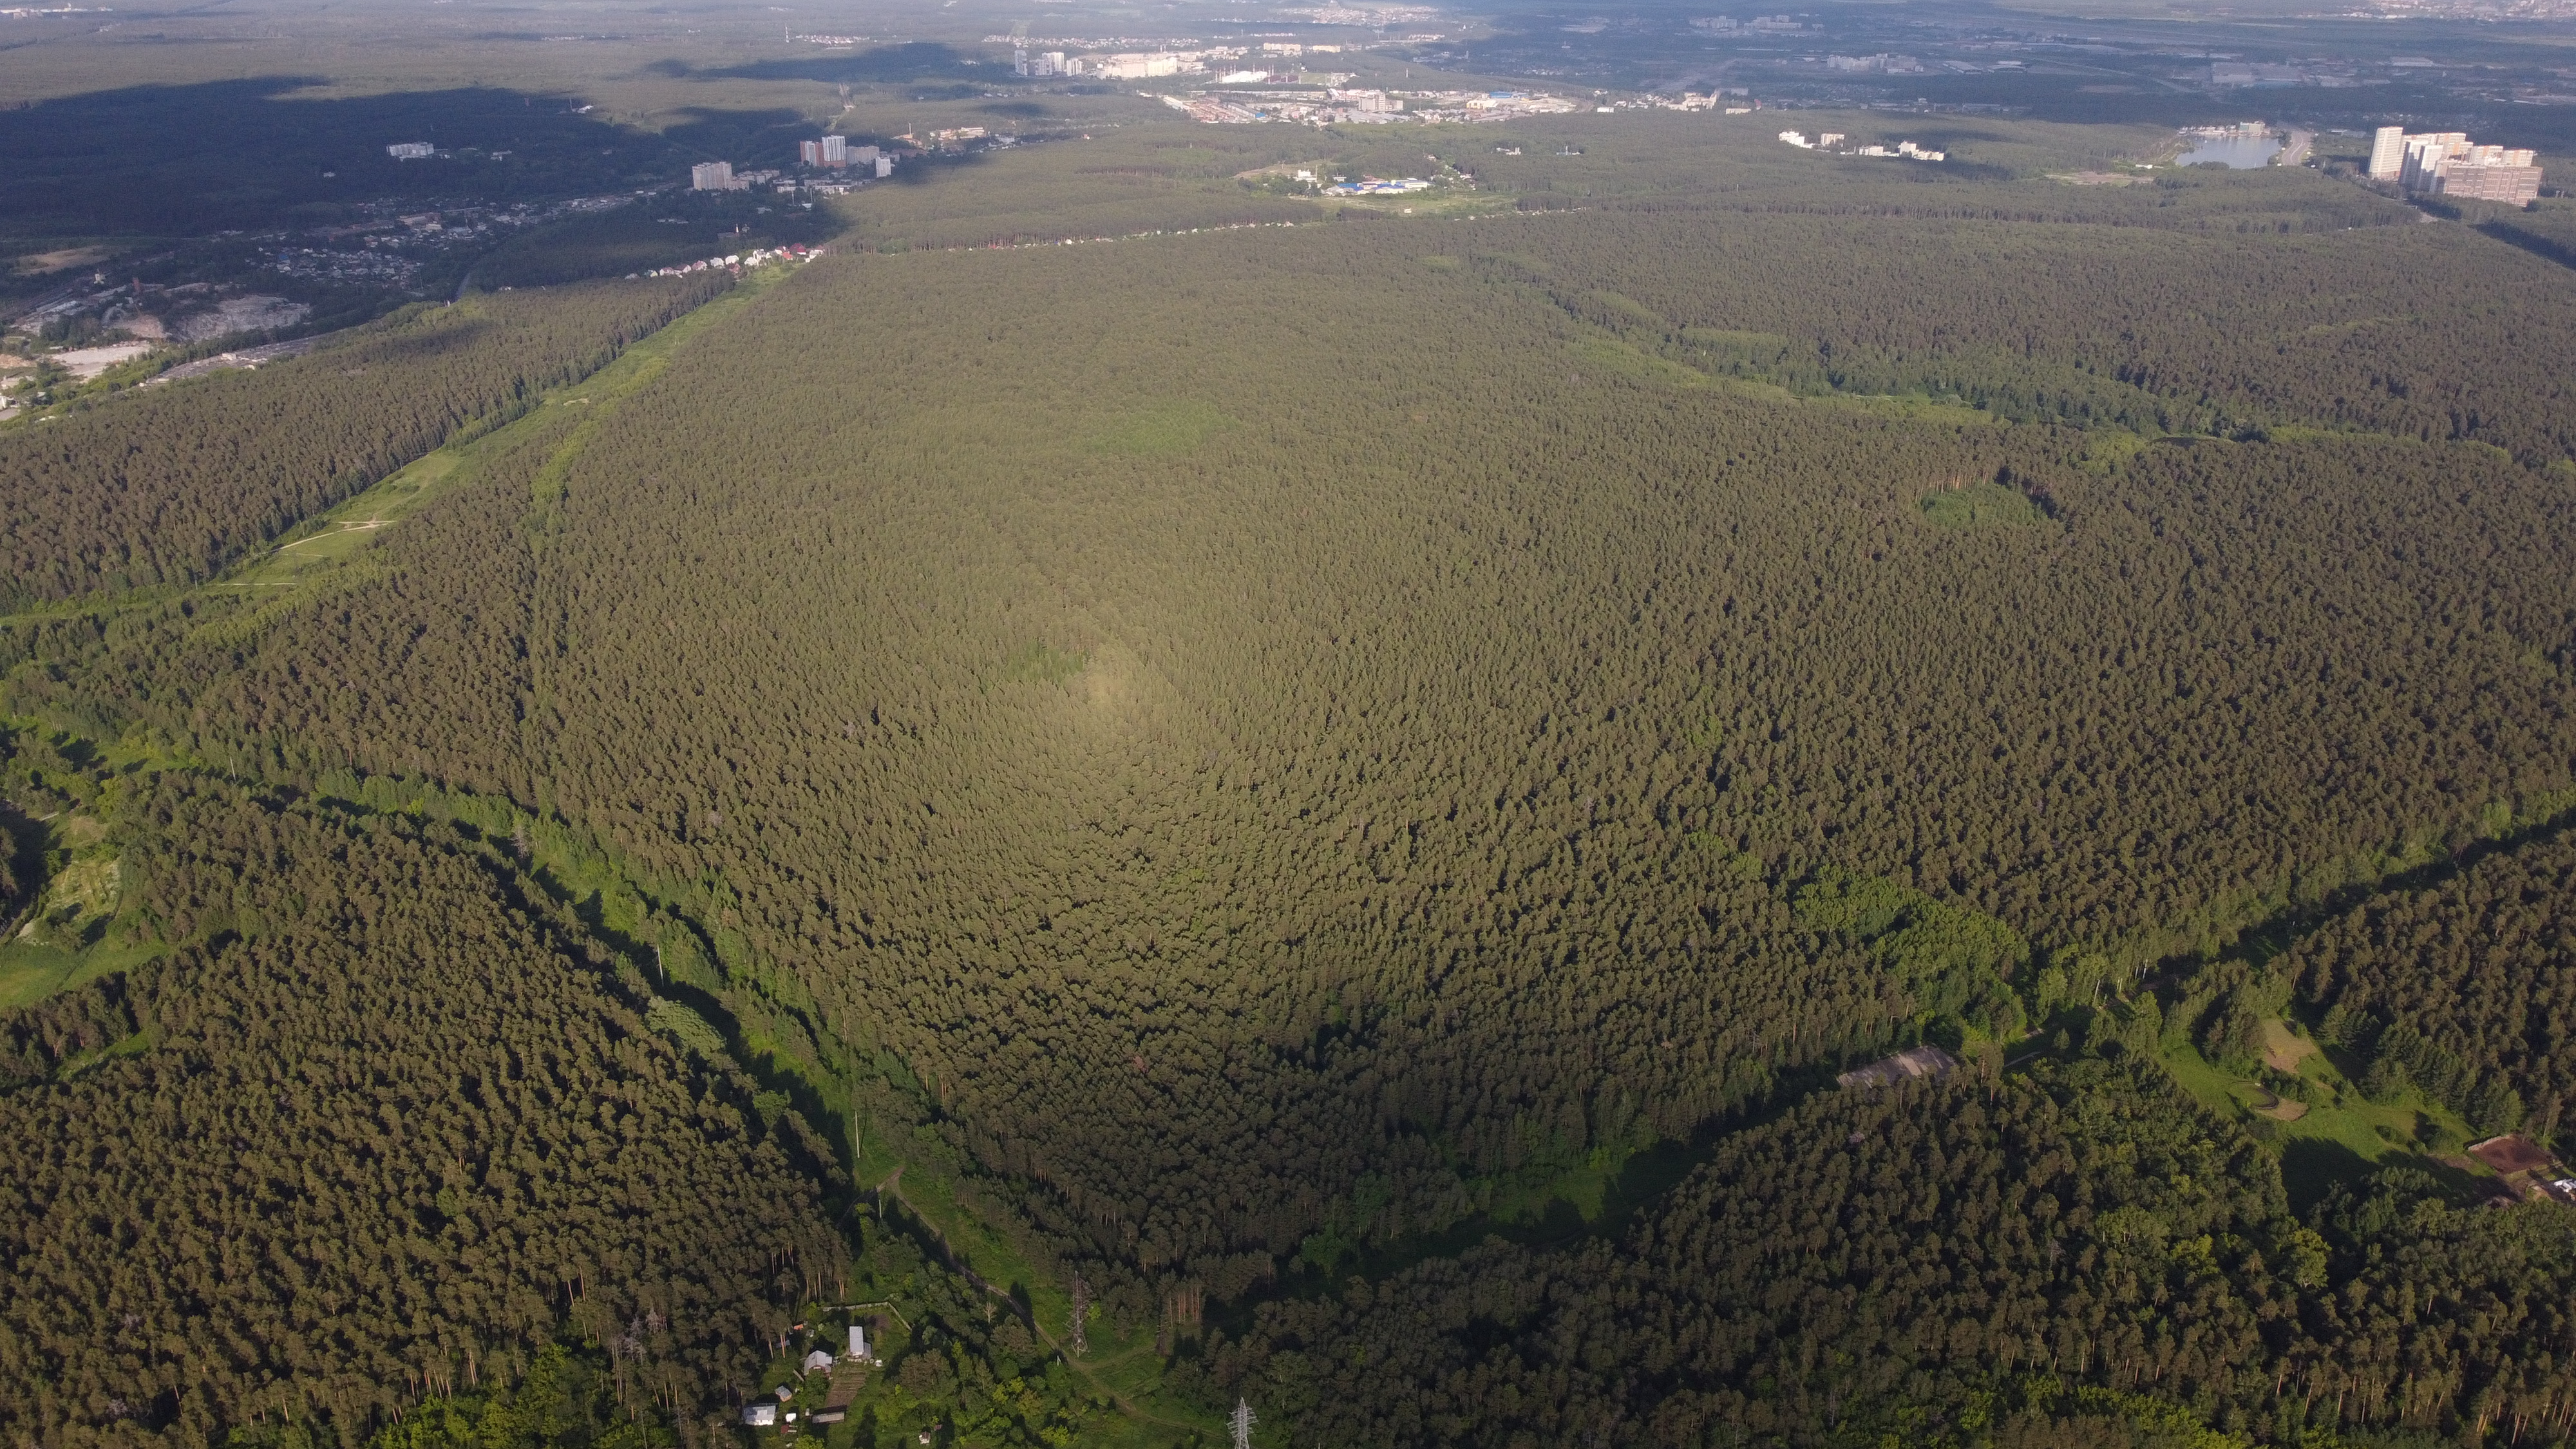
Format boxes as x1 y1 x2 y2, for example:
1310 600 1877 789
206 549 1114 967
1326 175 1432 194
2368 125 2542 203
1778 129 1947 162
1825 53 1928 74
794 135 885 170
1009 38 1356 79
694 142 892 194
260 191 636 289
1691 14 1810 32
741 1323 876 1429
641 243 819 279
1171 85 1578 126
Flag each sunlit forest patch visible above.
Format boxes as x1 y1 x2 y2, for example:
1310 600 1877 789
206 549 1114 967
1920 477 2051 529
1570 335 1716 390
1003 639 1089 687
1083 399 1236 457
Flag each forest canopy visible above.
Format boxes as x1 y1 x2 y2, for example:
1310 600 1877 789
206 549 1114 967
0 276 724 606
5 103 2576 1449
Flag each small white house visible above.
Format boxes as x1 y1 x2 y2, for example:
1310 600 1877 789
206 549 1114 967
848 1323 869 1360
742 1403 777 1428
804 1348 835 1374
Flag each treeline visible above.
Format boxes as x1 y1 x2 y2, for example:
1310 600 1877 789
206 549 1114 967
2283 828 2576 1144
1343 115 2409 236
0 273 724 605
1465 207 2576 464
359 1204 1108 1449
0 769 844 1447
471 203 840 291
823 130 1321 252
825 118 2415 260
39 205 2567 1330
1200 1061 2576 1448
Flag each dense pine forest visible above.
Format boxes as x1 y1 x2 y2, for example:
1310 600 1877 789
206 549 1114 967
0 276 726 607
7 104 2576 1449
1202 1062 2576 1447
0 766 844 1439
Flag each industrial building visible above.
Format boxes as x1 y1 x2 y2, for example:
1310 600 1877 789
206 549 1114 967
2369 126 2541 204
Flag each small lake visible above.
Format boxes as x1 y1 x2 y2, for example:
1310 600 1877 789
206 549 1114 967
2177 133 2282 169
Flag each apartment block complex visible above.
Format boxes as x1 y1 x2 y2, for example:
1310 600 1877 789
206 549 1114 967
691 161 748 191
2369 126 2542 204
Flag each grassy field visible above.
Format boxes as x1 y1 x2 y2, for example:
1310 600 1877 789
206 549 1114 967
2157 1028 2490 1211
0 810 162 1009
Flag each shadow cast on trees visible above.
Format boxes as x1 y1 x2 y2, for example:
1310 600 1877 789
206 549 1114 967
0 79 844 238
685 43 994 86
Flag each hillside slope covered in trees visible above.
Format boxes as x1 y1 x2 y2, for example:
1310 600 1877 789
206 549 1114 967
0 274 724 606
1203 1063 2576 1446
2286 829 2576 1142
0 762 844 1445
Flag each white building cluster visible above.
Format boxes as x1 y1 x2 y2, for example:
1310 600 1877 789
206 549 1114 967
1018 46 1215 78
1692 14 1808 32
1008 36 1379 79
643 245 819 279
2368 126 2541 204
1173 85 1577 126
1777 130 1944 162
1825 53 1926 73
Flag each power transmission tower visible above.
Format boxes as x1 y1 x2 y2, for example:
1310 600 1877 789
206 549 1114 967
1230 1398 1256 1449
1067 1273 1090 1355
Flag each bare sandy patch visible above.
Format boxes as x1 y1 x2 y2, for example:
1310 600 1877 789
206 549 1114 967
13 245 113 276
55 342 154 379
2262 1018 2317 1074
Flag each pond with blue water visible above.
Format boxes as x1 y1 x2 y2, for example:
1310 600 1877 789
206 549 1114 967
2177 132 2282 168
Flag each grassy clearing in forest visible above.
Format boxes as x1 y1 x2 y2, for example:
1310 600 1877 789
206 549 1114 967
0 934 160 1012
224 269 782 597
1920 478 2049 529
0 816 159 1010
2157 1032 2488 1211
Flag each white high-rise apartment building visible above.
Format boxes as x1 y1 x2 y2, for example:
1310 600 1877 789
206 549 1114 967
2398 133 2470 191
2429 143 2541 203
2367 126 2405 180
2370 127 2542 203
